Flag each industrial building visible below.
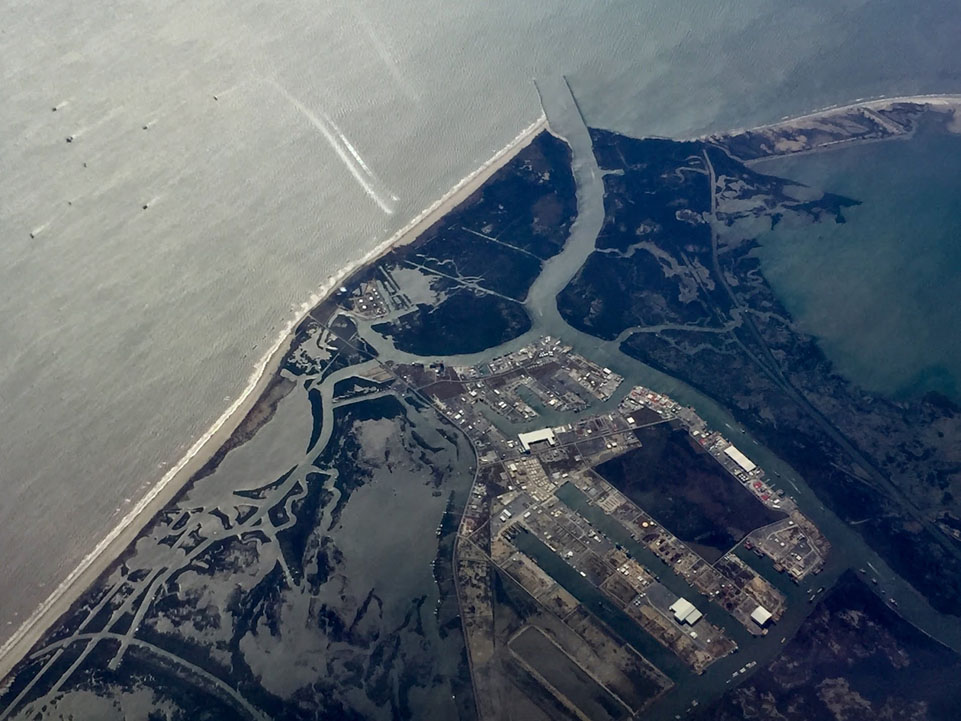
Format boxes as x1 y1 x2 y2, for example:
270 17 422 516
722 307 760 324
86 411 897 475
670 597 703 625
724 444 757 473
750 605 773 626
518 428 557 452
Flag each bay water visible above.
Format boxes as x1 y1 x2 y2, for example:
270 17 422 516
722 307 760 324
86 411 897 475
753 122 961 402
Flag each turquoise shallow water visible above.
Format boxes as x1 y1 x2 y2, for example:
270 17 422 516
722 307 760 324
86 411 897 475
753 124 961 402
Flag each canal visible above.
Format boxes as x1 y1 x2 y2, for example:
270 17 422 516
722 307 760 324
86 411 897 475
352 75 961 715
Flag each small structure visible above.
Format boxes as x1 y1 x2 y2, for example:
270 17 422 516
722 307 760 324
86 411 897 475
670 597 702 625
724 445 757 473
750 605 773 626
518 428 557 452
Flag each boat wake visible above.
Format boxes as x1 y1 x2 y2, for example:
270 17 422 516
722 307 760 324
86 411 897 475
269 80 397 215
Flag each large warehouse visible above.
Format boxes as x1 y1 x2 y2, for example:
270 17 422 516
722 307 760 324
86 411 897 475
724 444 757 473
670 597 703 625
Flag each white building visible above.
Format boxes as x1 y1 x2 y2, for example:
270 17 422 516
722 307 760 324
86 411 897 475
751 605 773 626
669 597 702 625
518 428 557 452
724 444 757 473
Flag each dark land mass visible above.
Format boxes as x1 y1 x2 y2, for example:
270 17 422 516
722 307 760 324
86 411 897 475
508 626 627 721
708 101 947 163
305 387 324 453
557 129 856 342
1 334 474 720
284 312 377 379
557 136 715 340
372 131 575 355
411 229 543 301
594 422 785 562
275 471 330 586
190 373 297 484
697 571 961 721
373 287 532 356
332 375 394 402
400 130 576 269
558 125 961 615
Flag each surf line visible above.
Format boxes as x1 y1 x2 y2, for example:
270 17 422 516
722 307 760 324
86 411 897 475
269 80 396 215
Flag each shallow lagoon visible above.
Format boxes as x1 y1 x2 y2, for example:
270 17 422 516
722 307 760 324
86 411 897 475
753 124 961 402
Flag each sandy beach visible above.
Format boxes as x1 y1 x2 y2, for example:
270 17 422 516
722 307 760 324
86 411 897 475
0 112 548 684
693 93 961 142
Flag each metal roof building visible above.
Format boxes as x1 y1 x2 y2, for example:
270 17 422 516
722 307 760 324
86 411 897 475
751 605 773 626
724 444 757 473
518 428 557 452
669 597 702 625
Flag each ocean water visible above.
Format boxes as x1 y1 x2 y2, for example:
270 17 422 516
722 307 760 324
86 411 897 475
753 123 961 402
1 0 960 642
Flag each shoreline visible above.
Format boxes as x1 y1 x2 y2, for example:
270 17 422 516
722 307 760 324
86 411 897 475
4 89 959 686
684 93 961 142
0 112 548 684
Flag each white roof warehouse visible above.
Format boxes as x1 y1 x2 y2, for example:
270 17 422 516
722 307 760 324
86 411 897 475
518 428 557 452
724 444 757 473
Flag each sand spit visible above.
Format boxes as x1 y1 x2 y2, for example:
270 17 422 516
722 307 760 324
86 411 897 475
688 93 961 142
0 112 548 684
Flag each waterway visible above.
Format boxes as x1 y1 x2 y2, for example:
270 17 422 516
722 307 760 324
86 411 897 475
0 359 479 719
6 27 961 717
357 78 961 717
3 0 961 642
